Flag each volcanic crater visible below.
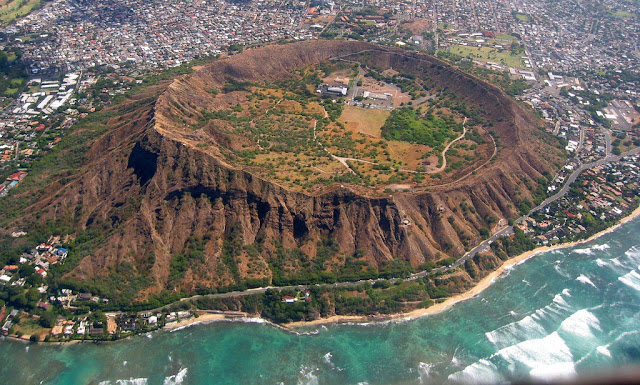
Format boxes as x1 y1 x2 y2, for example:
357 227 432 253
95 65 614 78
8 40 564 297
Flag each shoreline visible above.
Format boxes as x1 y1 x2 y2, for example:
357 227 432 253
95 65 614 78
5 206 639 342
162 312 248 330
283 204 640 328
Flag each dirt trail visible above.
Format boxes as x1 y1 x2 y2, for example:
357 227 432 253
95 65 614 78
425 117 467 174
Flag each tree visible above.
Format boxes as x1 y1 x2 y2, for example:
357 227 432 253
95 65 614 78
39 311 57 328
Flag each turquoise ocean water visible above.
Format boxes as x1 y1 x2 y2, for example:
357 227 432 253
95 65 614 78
2 217 640 385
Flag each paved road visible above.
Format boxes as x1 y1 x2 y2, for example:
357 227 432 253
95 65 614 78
603 128 612 156
531 146 640 215
151 146 640 314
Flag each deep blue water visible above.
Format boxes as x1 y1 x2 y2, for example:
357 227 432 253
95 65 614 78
2 217 640 385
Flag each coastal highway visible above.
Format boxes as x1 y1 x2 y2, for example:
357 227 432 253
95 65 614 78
151 147 640 313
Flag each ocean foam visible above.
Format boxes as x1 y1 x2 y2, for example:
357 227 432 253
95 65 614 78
572 243 610 256
528 362 577 382
573 248 594 256
592 244 611 251
558 309 601 339
114 379 148 385
493 331 574 372
532 283 548 298
618 270 640 292
447 359 503 384
552 293 570 308
554 264 571 279
239 317 269 324
596 345 612 358
576 274 597 289
297 366 319 385
418 362 433 382
485 315 547 349
625 246 640 262
595 258 609 267
163 368 188 385
611 258 625 267
323 352 333 367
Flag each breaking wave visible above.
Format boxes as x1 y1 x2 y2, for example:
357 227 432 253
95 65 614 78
558 309 601 340
297 366 319 385
576 274 597 288
447 359 504 384
99 379 149 385
618 269 640 292
418 362 434 383
163 368 188 385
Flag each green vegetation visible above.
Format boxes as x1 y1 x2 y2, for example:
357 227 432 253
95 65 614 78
0 0 42 26
0 48 28 97
222 79 253 93
448 45 526 68
438 52 531 96
168 236 209 288
381 107 459 149
490 227 535 260
512 12 530 22
609 10 636 19
189 271 477 323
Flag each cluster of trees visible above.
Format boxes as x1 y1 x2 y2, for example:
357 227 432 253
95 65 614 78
190 275 458 323
446 57 531 96
322 99 344 121
490 227 535 258
0 48 28 96
222 79 253 93
168 235 209 287
381 107 457 148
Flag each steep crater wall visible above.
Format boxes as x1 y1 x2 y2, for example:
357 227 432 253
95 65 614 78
10 41 563 297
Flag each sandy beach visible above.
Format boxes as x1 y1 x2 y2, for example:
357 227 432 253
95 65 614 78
284 204 640 328
15 206 640 339
163 312 247 330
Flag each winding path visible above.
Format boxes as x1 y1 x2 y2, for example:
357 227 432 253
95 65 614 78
425 117 467 174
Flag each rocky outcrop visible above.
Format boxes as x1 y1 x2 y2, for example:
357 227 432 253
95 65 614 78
7 41 563 298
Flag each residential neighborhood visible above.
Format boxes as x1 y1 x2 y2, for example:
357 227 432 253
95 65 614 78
0 0 637 345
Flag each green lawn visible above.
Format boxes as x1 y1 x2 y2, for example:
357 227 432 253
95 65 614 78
449 44 526 68
609 10 636 19
0 0 41 26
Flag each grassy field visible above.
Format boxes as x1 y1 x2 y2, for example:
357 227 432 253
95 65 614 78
338 105 390 138
0 0 41 26
14 315 47 338
514 13 530 22
609 10 637 19
449 44 526 68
